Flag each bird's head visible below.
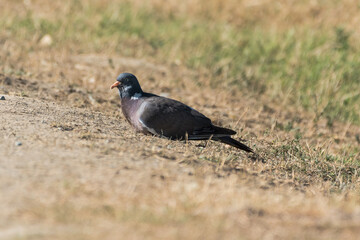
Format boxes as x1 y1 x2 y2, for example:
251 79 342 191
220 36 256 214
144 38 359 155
110 73 143 99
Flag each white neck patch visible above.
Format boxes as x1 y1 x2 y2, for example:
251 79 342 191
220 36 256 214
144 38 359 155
131 92 142 100
123 85 132 92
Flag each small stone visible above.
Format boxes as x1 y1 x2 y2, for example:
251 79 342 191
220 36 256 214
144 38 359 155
0 96 5 100
15 141 22 146
39 34 53 46
88 77 96 84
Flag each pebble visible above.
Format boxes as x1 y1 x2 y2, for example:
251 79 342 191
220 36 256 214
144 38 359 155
15 141 22 146
39 34 53 46
0 96 5 100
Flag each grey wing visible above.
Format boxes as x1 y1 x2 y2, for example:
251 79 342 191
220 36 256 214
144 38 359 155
138 97 214 139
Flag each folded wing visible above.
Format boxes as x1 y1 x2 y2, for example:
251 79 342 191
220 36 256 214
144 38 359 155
139 96 235 140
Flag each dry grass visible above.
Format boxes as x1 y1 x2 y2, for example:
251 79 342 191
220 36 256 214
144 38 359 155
135 0 360 31
2 0 360 124
0 0 360 239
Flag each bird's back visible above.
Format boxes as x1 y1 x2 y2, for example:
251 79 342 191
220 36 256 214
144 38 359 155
138 94 235 140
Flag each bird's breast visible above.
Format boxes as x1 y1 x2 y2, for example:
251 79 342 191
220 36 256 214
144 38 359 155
121 98 149 133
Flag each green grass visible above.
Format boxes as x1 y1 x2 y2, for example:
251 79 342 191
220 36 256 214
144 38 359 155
271 137 360 189
1 1 360 124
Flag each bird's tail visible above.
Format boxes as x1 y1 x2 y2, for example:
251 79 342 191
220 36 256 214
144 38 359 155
214 136 253 153
212 126 236 136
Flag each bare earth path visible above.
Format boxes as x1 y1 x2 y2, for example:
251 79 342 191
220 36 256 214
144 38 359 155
1 92 359 239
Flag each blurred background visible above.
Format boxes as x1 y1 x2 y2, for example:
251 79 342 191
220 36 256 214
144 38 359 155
1 0 360 125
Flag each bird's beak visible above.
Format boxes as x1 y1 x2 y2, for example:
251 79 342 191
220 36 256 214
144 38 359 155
110 81 121 89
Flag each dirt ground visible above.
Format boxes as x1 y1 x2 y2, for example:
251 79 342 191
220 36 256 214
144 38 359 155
1 49 360 239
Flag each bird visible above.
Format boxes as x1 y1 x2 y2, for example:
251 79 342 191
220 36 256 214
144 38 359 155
110 73 253 153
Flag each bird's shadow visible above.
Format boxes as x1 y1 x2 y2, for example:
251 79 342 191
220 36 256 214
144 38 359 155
248 152 266 163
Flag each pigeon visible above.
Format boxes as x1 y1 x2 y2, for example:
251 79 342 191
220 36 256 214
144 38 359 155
111 73 253 152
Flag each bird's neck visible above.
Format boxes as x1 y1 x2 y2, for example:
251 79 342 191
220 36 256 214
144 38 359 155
119 85 143 99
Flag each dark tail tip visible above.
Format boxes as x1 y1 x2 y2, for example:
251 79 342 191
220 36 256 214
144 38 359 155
215 136 254 153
